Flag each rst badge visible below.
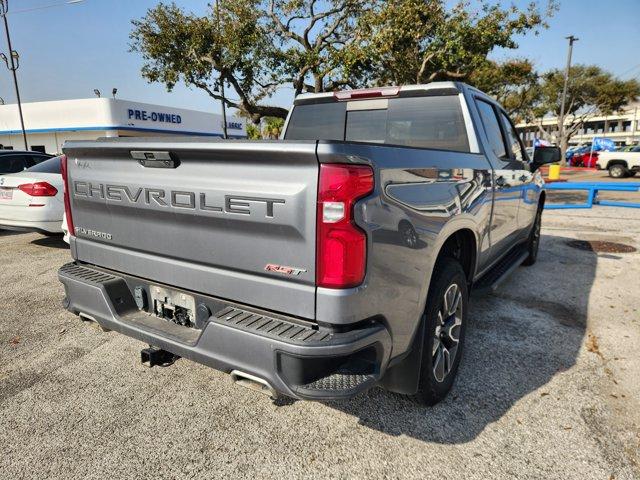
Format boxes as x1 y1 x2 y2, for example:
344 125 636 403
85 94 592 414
264 264 307 276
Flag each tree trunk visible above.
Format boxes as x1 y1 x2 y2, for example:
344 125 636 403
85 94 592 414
241 102 289 123
557 118 568 167
559 136 569 167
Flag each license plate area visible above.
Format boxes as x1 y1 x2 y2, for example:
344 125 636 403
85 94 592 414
0 188 13 200
150 285 196 329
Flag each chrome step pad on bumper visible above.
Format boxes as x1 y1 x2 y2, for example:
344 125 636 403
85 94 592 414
58 262 391 400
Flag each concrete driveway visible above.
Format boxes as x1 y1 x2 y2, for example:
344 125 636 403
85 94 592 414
0 207 639 479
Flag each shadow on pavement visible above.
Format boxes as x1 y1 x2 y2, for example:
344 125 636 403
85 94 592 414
326 233 593 444
31 235 68 249
0 229 25 237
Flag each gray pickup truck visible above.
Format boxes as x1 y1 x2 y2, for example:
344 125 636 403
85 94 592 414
58 82 559 405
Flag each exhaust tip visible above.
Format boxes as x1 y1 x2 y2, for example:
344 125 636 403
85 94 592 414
230 370 278 398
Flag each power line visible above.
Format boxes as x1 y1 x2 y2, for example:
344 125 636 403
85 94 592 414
8 0 83 15
617 63 640 79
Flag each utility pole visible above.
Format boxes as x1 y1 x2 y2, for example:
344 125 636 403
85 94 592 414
0 0 27 150
558 35 578 161
214 0 228 139
632 106 638 144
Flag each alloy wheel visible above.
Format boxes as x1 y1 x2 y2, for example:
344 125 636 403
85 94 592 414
432 283 463 383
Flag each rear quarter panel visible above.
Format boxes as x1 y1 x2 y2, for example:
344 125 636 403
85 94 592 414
316 141 493 356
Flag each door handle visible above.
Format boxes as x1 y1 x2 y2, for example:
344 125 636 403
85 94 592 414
131 150 180 168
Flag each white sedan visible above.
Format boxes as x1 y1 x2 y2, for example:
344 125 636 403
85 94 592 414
0 156 64 235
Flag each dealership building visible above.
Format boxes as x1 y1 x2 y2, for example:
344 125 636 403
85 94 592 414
517 102 640 147
0 98 247 154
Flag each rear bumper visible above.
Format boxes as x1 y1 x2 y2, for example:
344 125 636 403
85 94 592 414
58 262 392 400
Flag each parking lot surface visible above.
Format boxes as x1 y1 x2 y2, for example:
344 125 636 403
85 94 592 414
1 207 639 480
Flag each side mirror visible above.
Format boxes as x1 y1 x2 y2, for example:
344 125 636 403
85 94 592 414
532 146 561 169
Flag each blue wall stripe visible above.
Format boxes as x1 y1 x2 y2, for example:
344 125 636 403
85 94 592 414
0 125 246 138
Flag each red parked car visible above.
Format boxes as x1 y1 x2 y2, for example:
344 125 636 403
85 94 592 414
571 151 598 168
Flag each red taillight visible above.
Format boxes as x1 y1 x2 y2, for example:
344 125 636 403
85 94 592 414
60 155 75 237
317 164 374 288
333 87 400 101
18 182 58 197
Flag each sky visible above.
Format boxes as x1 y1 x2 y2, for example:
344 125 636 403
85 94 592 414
1 0 639 115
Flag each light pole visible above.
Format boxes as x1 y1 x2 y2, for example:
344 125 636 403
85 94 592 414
0 0 27 150
0 0 84 151
214 0 228 139
558 35 578 160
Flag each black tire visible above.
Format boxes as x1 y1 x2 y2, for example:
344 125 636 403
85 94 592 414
411 258 468 406
522 205 542 266
608 164 628 178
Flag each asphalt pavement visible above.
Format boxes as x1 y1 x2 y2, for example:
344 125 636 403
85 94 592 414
0 207 639 479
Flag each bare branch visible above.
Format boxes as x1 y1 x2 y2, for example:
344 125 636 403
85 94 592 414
269 0 306 46
416 52 435 83
314 5 350 49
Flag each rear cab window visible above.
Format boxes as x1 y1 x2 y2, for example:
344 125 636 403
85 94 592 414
285 93 470 152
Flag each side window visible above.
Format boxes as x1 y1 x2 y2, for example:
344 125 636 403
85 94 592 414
500 112 527 162
1 155 27 174
475 100 507 159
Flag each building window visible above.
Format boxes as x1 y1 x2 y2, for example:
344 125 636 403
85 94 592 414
623 121 632 132
30 145 46 153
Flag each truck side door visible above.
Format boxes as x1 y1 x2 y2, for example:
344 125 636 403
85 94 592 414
497 110 539 236
473 98 523 262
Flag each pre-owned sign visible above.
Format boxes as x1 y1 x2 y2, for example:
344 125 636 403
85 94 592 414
128 109 182 124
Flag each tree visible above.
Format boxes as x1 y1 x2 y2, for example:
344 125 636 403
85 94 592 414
267 0 369 95
130 1 288 123
468 58 540 122
246 123 262 139
130 1 559 125
262 116 285 139
533 65 640 155
346 0 556 87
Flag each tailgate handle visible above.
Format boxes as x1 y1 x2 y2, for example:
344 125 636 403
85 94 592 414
130 150 180 168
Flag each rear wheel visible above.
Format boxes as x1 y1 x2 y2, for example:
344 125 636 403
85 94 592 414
412 258 468 406
608 164 628 178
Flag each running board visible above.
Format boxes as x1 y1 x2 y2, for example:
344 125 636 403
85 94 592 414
473 245 528 295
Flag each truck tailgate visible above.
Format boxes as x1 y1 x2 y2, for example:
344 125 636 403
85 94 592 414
63 139 319 319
